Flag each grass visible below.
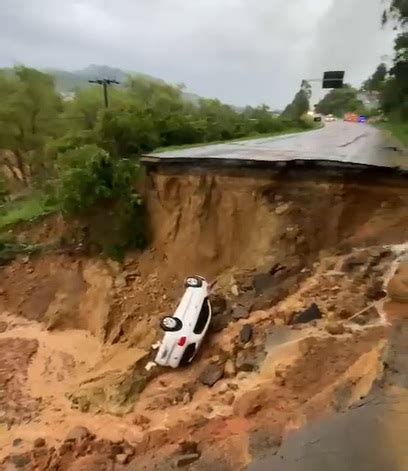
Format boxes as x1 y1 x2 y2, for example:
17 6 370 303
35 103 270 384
153 126 318 153
378 121 408 148
0 192 58 231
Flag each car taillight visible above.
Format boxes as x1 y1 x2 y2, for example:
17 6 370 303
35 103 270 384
178 336 187 347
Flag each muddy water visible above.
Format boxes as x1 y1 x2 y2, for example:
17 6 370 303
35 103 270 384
248 321 408 471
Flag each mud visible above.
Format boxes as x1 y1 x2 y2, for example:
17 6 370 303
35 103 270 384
0 168 408 470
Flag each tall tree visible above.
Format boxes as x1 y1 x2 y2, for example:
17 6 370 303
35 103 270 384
282 81 311 119
363 63 387 91
0 67 61 184
315 85 364 117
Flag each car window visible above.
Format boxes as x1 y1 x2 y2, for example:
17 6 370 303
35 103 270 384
193 299 210 334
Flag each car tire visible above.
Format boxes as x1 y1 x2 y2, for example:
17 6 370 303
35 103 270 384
160 316 183 332
185 276 203 288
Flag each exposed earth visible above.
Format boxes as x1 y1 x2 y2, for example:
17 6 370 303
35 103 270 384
0 168 408 470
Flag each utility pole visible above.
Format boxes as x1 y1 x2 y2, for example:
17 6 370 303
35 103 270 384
88 79 120 108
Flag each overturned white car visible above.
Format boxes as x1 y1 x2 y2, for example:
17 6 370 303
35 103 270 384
154 276 212 368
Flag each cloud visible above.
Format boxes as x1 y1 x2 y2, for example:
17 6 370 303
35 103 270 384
0 0 396 108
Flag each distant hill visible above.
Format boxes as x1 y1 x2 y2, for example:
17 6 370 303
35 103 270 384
47 64 162 92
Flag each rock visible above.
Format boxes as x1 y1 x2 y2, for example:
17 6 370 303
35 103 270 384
341 252 368 272
235 350 258 372
223 391 235 405
114 275 127 289
178 440 198 455
291 303 322 324
231 284 240 297
273 317 286 326
34 437 46 448
65 426 90 442
232 304 249 320
176 453 200 467
275 203 290 215
10 453 31 468
209 294 227 316
218 383 229 394
182 392 192 404
325 321 345 335
253 273 274 295
251 298 272 312
240 324 253 344
353 314 368 325
12 438 23 447
0 321 7 333
224 359 236 377
210 316 229 332
365 278 385 301
116 454 129 465
199 364 224 387
59 442 73 456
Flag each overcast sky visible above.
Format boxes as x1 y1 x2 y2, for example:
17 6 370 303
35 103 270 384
0 0 396 108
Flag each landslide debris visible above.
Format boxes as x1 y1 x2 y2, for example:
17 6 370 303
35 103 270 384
0 169 408 469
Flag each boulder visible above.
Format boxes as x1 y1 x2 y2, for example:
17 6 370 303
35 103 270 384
199 364 224 387
176 453 200 467
65 426 90 443
291 303 322 324
232 304 249 320
33 437 46 448
209 294 227 316
325 321 345 335
240 324 253 344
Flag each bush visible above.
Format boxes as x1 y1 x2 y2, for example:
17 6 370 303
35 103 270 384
56 144 146 252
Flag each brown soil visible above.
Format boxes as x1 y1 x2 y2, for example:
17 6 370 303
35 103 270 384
1 168 408 470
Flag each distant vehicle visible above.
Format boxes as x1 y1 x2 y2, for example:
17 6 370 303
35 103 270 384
358 115 367 123
344 112 358 122
325 114 336 122
313 115 322 122
155 276 212 368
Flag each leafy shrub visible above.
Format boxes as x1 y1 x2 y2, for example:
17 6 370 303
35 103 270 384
56 144 146 251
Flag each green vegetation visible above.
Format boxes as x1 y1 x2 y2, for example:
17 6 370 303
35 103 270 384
0 193 56 230
0 64 312 255
376 2 408 144
282 81 312 119
379 121 408 147
315 85 366 117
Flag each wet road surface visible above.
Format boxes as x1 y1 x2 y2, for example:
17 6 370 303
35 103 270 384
248 321 408 471
151 122 407 169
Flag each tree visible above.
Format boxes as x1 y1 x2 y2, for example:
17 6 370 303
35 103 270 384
0 67 61 184
315 85 365 117
363 63 387 91
282 81 311 119
381 1 408 119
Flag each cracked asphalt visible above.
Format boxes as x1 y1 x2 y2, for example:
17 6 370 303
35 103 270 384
151 122 408 170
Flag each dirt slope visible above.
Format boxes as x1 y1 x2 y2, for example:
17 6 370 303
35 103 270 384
0 168 408 470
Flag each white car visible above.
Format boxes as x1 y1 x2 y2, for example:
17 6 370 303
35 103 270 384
154 276 212 368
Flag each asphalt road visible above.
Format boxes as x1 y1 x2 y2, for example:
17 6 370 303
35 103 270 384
247 321 408 471
151 121 407 170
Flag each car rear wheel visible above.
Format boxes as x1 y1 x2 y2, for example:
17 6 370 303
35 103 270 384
185 276 203 288
160 316 183 332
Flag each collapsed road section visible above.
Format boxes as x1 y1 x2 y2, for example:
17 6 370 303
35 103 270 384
0 160 408 470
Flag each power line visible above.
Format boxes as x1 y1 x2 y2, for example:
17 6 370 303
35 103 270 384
88 79 120 108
